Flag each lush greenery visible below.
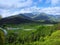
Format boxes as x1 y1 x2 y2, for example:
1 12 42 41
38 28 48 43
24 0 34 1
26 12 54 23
0 30 5 45
0 23 60 45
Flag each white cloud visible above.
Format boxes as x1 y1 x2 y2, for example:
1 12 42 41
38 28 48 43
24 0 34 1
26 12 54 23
0 0 60 17
12 6 60 16
39 0 60 6
0 0 33 17
51 0 60 6
1 6 60 17
40 7 60 15
13 6 41 14
18 6 60 15
0 9 14 17
0 0 33 9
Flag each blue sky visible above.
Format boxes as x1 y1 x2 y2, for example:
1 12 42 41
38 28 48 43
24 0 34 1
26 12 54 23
0 0 60 17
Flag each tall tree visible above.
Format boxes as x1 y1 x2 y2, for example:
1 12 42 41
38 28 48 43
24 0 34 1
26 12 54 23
0 15 2 19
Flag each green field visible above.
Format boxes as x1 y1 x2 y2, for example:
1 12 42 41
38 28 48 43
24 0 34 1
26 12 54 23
0 23 60 45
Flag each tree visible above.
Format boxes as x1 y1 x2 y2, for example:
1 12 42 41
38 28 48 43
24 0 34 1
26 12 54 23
0 30 5 45
0 15 2 19
54 23 60 30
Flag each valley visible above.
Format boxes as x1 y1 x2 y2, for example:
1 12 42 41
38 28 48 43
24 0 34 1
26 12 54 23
0 13 60 45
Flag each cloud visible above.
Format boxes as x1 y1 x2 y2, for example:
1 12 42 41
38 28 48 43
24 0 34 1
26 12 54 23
17 6 60 15
0 9 14 17
0 0 34 17
38 0 60 6
40 7 60 15
0 0 33 9
0 0 60 17
51 0 60 6
1 6 60 17
12 6 60 16
20 6 41 13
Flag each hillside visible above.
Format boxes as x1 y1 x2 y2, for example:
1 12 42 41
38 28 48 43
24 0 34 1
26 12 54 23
0 13 60 26
32 13 60 22
0 14 34 26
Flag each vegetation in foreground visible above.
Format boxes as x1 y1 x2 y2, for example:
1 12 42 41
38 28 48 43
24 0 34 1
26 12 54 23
0 23 60 45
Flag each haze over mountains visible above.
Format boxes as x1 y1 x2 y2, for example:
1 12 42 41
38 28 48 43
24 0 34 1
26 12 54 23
0 12 60 25
16 12 60 22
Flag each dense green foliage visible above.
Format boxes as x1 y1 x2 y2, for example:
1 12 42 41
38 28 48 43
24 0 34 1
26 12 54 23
0 23 60 45
44 30 60 45
0 30 5 45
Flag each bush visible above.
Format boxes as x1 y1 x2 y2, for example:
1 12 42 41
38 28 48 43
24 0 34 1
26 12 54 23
7 32 18 44
44 39 60 45
50 30 60 39
0 30 5 45
44 30 60 45
54 23 60 30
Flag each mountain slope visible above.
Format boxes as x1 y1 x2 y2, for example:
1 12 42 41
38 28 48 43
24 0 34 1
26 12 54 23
0 14 34 25
0 13 60 26
32 13 60 22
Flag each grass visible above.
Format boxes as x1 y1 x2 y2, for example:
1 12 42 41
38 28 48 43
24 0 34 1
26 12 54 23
1 23 59 45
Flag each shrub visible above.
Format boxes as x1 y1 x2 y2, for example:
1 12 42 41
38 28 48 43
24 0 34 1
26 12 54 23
44 39 60 45
7 32 18 43
0 30 5 45
54 23 60 30
44 30 60 45
50 30 60 39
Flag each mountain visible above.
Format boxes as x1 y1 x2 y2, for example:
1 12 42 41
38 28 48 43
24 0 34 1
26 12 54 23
54 15 60 22
32 13 60 22
22 13 34 18
0 14 34 26
0 13 60 26
22 13 60 23
33 13 50 20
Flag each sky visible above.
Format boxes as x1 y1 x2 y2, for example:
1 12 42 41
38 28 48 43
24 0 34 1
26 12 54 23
0 0 60 17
